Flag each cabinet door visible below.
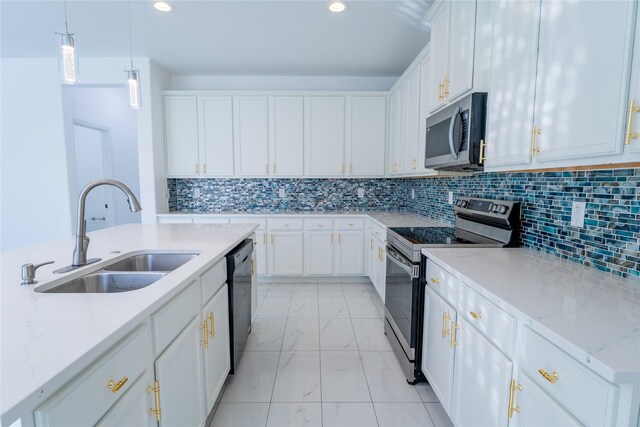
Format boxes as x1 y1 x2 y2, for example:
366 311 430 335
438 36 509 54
255 231 268 275
335 231 364 275
388 90 400 175
374 240 386 301
390 81 407 175
233 96 269 176
404 68 421 173
305 231 334 275
269 96 304 176
485 0 539 168
512 371 581 427
451 317 513 427
305 97 345 176
447 0 477 100
200 96 234 177
367 235 376 282
96 371 155 427
627 3 640 155
346 97 386 176
428 2 450 112
269 231 304 275
165 96 199 177
155 316 205 427
422 286 456 413
534 0 635 162
202 285 230 413
418 54 438 175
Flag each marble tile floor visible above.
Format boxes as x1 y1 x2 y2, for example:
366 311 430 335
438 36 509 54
211 281 454 427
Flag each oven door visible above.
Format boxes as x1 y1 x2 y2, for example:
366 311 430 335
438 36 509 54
384 244 420 360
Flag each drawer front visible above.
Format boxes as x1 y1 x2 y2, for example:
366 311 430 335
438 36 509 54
335 218 364 230
193 217 229 224
268 218 303 230
425 259 458 307
519 327 617 425
158 216 193 224
367 221 386 240
152 282 200 354
230 217 267 230
201 259 227 306
458 283 516 356
304 218 333 230
34 324 153 427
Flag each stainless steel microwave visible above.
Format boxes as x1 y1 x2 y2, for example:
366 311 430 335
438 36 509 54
424 92 487 171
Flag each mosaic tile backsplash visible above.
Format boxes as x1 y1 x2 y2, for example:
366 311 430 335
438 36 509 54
169 168 640 278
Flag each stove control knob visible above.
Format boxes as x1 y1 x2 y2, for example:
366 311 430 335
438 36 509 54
489 204 496 212
498 205 508 214
455 200 461 207
460 200 468 208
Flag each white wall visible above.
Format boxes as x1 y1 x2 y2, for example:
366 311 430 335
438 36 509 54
1 57 164 251
64 86 141 228
171 75 398 91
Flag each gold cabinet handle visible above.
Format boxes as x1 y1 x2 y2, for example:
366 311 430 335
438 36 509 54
378 247 382 261
271 234 274 245
443 77 450 98
147 381 161 421
479 139 487 164
341 164 345 175
265 163 269 174
273 163 277 174
203 164 207 174
263 234 266 244
469 311 482 320
531 126 541 156
538 369 558 384
430 277 439 285
200 320 209 349
438 81 444 101
442 311 450 338
449 321 458 349
251 258 255 276
412 158 416 170
625 99 640 145
370 238 374 250
349 164 353 174
107 376 128 393
195 163 199 174
209 312 215 338
331 233 334 244
318 224 324 228
508 379 522 419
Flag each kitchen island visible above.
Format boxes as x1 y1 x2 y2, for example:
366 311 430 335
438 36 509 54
1 222 257 426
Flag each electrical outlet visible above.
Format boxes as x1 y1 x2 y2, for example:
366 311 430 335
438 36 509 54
571 201 586 227
279 188 285 198
411 189 415 199
448 191 454 204
194 188 201 198
357 188 365 199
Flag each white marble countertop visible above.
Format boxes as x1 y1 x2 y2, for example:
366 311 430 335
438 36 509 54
158 211 449 228
0 223 256 425
422 247 640 384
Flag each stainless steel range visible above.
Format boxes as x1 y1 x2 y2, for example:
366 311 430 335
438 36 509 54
384 197 520 383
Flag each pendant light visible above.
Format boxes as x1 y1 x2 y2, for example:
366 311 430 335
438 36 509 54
56 0 78 84
125 0 141 109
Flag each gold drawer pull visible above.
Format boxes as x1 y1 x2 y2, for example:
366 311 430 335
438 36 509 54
200 320 209 348
147 381 161 421
107 376 128 393
450 321 459 349
318 224 324 228
348 223 354 226
430 278 439 285
538 369 558 384
442 311 450 338
208 312 215 338
469 311 482 320
284 224 289 227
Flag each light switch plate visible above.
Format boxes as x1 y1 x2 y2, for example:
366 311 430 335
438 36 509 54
357 188 365 199
411 189 415 199
279 188 285 198
448 191 454 204
194 188 201 198
571 201 586 227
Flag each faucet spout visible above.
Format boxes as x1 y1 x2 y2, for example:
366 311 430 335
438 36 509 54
72 179 142 267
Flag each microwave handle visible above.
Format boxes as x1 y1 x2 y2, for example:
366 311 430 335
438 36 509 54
448 106 461 160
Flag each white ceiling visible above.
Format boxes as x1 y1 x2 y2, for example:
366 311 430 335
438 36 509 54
1 0 432 76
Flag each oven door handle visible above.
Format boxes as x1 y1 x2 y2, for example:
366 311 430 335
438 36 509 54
448 105 461 160
386 245 419 278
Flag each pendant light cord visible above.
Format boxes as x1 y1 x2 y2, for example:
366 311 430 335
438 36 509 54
127 0 134 70
64 0 69 34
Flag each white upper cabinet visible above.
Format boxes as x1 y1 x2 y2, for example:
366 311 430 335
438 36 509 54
165 96 200 177
389 81 407 176
269 96 304 177
404 67 422 173
485 0 540 168
233 96 269 176
305 97 346 176
345 96 386 177
199 96 234 177
533 0 636 163
627 3 640 154
427 0 478 113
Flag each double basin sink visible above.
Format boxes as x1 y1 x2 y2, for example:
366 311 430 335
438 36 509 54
40 253 199 294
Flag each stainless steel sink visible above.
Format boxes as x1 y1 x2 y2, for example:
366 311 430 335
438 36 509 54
41 272 166 293
103 253 199 272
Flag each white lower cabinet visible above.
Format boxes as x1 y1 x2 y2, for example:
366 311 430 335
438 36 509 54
202 285 230 413
305 230 334 275
269 231 304 275
334 231 364 275
96 371 156 427
254 231 268 275
451 317 513 427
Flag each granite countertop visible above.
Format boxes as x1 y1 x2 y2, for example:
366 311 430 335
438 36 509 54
423 247 640 384
158 210 450 228
0 223 256 425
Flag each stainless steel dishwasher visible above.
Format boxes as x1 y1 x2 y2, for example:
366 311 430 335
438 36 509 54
226 239 253 374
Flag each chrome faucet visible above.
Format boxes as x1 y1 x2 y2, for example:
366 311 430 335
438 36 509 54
54 179 141 274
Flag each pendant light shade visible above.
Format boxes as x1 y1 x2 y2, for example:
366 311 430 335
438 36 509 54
126 69 141 109
57 1 78 84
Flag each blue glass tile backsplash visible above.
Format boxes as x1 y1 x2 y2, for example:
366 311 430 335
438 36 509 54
169 168 640 278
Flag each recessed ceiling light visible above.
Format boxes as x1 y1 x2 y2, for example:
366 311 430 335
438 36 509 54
329 0 347 13
153 1 173 12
